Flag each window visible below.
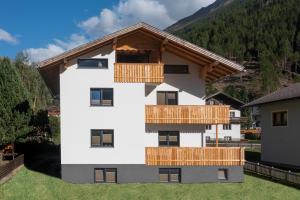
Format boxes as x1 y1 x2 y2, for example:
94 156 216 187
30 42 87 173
157 91 178 105
218 169 228 180
91 130 114 147
205 125 212 130
159 131 179 146
223 124 232 130
117 53 150 63
224 136 232 141
206 136 211 141
272 111 287 126
164 65 189 74
78 59 108 68
230 111 235 118
159 168 181 183
94 168 117 183
90 88 113 106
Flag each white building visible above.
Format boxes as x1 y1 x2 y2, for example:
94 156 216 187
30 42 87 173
38 22 245 183
204 92 245 142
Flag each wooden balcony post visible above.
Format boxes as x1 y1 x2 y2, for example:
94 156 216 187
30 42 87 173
216 124 219 147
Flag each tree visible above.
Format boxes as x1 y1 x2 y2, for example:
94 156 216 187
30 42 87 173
0 58 33 144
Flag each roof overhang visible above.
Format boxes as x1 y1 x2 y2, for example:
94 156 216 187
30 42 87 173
37 22 245 96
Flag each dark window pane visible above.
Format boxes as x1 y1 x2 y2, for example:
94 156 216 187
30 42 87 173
78 59 108 68
218 169 228 180
91 130 101 146
157 92 178 105
95 169 104 182
117 53 150 63
169 169 180 183
102 130 113 147
157 92 165 105
164 65 189 74
91 90 101 105
159 131 179 146
102 89 113 106
90 88 113 106
272 111 288 126
105 169 117 183
159 168 181 183
166 92 177 105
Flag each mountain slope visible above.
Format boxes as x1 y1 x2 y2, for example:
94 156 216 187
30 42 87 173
167 0 300 102
166 0 234 32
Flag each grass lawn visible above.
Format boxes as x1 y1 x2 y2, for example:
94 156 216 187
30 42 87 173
1 167 300 200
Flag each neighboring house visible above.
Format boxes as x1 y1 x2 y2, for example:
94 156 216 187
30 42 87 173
246 83 300 169
38 22 245 184
205 92 245 142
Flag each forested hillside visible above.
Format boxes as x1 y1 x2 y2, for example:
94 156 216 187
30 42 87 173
0 55 52 145
168 0 300 102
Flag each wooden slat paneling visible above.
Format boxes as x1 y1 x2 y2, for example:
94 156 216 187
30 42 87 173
145 105 229 124
114 63 164 83
145 147 245 166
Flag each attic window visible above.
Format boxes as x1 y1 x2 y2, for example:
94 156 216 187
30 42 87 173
78 59 108 68
164 65 189 74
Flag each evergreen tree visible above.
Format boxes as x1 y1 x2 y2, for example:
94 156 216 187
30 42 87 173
0 58 32 144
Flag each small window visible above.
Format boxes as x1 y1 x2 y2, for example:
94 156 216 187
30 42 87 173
218 169 228 180
91 130 114 147
117 53 150 63
164 65 189 74
206 136 211 141
94 168 117 183
159 131 179 146
78 59 108 68
224 136 232 141
230 112 235 118
272 111 287 126
223 124 232 130
90 88 113 106
159 168 181 183
157 91 178 105
205 125 212 130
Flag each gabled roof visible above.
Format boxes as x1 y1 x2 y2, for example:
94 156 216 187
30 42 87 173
205 91 245 110
245 83 300 107
37 22 244 96
37 22 244 71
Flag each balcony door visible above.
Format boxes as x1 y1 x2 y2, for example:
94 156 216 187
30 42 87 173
157 91 178 105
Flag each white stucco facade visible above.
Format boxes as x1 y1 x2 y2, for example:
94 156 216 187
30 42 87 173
60 44 207 165
204 109 241 141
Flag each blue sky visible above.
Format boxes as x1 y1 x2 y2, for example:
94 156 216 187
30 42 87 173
0 0 213 62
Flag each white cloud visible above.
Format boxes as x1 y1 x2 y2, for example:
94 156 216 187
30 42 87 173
79 0 215 37
0 28 18 44
25 0 214 63
25 34 87 63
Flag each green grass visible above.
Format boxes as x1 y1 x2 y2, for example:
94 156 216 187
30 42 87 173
1 167 300 200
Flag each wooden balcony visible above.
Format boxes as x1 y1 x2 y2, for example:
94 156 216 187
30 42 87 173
114 63 164 83
145 147 245 166
145 105 229 124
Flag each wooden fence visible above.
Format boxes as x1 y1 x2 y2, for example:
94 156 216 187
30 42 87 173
0 154 24 181
145 105 229 124
244 161 300 187
145 147 245 166
114 63 164 83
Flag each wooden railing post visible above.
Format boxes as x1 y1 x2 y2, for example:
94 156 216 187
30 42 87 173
216 124 219 147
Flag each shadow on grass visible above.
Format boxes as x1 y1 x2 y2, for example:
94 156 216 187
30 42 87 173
16 142 61 178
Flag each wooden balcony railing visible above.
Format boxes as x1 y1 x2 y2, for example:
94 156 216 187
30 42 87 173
114 63 164 83
145 105 229 124
145 147 245 166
